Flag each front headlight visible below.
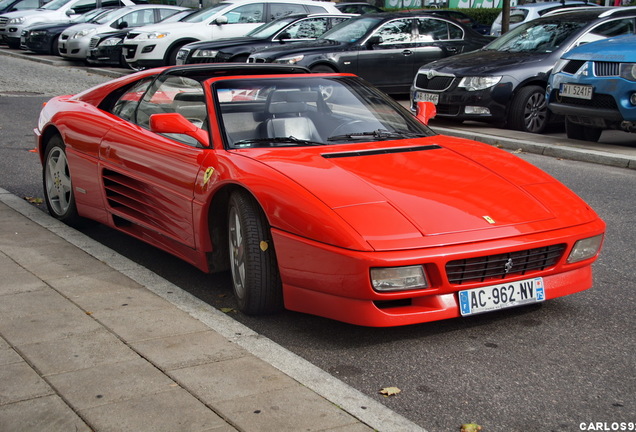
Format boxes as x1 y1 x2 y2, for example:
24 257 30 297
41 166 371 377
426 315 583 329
98 37 122 46
8 17 26 24
619 63 636 81
72 28 96 39
567 234 604 263
370 265 429 292
140 31 170 40
29 30 47 37
273 54 304 65
192 49 218 59
458 76 502 91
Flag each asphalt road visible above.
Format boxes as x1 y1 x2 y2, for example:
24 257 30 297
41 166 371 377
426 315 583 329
1 54 634 432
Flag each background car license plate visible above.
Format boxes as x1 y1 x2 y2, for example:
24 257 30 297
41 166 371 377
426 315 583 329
416 91 439 105
458 277 545 316
559 83 593 100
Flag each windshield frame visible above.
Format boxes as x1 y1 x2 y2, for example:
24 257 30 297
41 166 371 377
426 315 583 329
210 75 434 150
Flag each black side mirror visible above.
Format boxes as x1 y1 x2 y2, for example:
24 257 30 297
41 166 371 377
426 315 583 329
117 21 128 29
278 31 291 42
366 35 382 48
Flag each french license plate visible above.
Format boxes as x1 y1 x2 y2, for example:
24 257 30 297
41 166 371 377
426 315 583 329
559 83 593 100
458 277 545 316
416 91 439 105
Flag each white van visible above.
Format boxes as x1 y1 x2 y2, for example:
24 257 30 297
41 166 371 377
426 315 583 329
121 0 342 70
0 0 136 48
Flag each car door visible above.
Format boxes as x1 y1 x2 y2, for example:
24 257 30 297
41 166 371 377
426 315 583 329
356 18 416 89
99 74 209 249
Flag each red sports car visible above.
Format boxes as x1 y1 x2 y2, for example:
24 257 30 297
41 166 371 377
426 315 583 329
36 64 605 327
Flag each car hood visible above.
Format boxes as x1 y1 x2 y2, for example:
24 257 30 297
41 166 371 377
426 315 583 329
242 137 597 250
424 49 556 75
563 34 636 61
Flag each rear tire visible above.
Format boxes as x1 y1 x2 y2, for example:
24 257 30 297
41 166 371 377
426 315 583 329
565 117 602 142
508 85 549 134
228 191 283 315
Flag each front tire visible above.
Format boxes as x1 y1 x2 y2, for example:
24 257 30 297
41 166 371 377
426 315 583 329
43 135 81 225
228 191 283 315
508 85 549 134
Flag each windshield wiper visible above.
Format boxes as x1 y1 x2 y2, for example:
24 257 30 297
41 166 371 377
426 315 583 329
327 129 426 142
233 136 325 147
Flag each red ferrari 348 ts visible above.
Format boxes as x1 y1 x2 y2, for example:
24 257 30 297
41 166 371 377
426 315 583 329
36 64 605 327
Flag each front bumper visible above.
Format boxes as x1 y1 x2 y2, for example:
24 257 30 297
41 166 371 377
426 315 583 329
272 218 604 327
547 74 636 128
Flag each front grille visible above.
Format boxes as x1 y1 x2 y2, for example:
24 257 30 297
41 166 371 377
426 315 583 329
446 244 567 285
414 74 454 91
60 34 69 41
89 36 99 49
594 61 620 77
126 32 140 40
0 17 8 26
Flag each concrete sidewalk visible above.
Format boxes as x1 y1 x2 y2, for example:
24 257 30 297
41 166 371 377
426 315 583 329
0 189 424 432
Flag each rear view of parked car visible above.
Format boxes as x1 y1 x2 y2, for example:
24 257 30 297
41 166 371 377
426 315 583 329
547 34 636 142
411 7 636 134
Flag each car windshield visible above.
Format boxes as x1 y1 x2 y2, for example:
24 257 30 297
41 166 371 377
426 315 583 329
485 18 587 53
71 8 110 23
247 15 299 38
41 0 73 11
319 16 381 43
213 76 433 148
182 2 228 23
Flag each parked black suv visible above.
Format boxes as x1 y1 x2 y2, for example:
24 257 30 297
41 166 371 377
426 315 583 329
410 7 636 134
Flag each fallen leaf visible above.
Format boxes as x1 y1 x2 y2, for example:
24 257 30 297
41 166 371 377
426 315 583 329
460 423 482 432
24 196 43 204
220 307 236 313
379 386 401 397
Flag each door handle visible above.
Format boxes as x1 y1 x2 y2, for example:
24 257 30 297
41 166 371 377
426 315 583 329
402 50 413 56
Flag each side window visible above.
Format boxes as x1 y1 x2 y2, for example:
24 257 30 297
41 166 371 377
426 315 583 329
307 5 327 13
374 19 413 45
12 0 41 10
269 3 306 21
223 3 264 24
158 8 180 21
577 19 636 45
70 0 97 15
110 78 154 122
136 75 207 146
114 10 154 29
416 18 454 41
281 17 329 40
